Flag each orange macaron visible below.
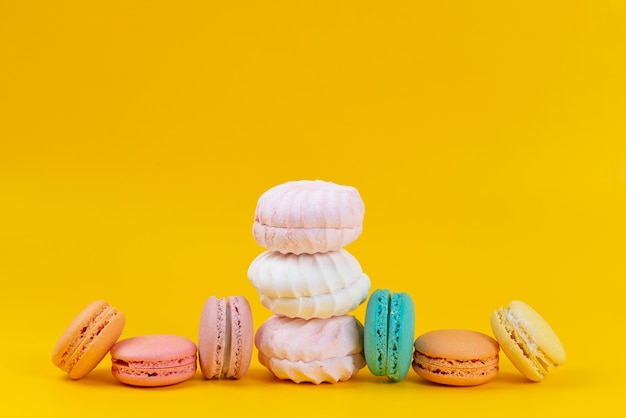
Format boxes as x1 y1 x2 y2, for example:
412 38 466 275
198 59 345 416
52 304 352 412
51 300 126 379
412 329 500 386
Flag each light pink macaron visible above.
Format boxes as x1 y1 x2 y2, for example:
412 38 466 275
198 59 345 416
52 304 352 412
110 334 197 387
198 296 254 379
252 180 365 254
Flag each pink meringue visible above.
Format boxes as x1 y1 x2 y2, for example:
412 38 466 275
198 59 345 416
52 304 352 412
252 180 365 254
255 315 365 384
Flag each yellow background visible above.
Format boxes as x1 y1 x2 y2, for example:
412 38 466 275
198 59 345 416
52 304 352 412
2 0 625 416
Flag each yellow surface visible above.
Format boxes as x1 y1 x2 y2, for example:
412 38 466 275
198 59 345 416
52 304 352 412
1 1 624 416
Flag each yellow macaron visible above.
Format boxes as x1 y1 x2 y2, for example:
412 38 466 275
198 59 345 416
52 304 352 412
490 300 565 382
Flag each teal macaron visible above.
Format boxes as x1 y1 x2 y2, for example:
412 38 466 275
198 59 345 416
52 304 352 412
364 289 415 382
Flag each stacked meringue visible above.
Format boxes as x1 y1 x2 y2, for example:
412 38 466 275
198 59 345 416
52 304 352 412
248 180 370 384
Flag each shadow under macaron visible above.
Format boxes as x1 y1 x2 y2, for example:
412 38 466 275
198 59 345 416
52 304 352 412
54 368 119 387
408 369 534 388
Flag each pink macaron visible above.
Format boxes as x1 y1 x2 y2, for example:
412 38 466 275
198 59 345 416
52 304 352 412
110 334 197 387
198 296 254 379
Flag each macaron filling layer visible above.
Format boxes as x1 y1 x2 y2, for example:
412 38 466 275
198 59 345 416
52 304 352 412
111 354 197 370
214 298 227 376
387 294 403 378
495 307 558 377
58 304 119 372
111 361 197 383
220 298 233 377
413 352 499 375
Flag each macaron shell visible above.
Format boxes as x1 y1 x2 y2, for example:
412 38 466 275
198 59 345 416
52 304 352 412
198 296 227 379
364 289 390 376
386 292 415 382
111 334 197 361
414 329 500 360
225 296 254 379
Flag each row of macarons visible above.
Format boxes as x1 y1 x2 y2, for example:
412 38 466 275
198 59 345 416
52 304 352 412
51 290 565 387
51 296 254 386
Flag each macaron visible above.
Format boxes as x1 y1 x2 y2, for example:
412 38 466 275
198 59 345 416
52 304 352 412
198 296 254 379
247 249 371 319
412 329 500 386
363 289 415 382
255 315 366 384
252 180 365 254
110 334 197 387
51 300 126 379
490 300 566 382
